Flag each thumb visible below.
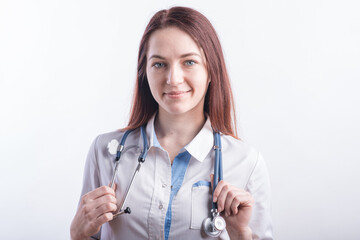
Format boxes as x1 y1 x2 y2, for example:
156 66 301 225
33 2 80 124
108 182 117 192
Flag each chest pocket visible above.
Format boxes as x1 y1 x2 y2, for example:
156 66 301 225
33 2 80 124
190 180 212 229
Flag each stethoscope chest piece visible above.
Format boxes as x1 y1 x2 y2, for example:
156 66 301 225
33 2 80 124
202 209 226 237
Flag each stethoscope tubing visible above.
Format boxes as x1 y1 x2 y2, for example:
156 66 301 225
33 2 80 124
212 132 223 210
110 125 224 233
110 129 135 188
110 126 149 216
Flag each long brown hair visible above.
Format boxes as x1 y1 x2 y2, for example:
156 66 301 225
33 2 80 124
125 6 238 138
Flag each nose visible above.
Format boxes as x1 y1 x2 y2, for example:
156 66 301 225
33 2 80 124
166 64 184 85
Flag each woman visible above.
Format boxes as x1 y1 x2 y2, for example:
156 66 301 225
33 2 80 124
71 6 272 240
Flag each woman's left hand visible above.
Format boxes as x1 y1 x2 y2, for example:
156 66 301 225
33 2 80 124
211 175 254 239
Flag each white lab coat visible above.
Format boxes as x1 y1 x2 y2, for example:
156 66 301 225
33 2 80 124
79 115 273 239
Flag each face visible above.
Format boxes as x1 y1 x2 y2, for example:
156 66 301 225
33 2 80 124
146 27 209 117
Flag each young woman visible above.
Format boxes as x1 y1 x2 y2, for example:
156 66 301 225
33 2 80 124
71 6 272 240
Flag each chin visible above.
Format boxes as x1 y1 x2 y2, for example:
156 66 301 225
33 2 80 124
166 109 190 115
163 105 204 117
160 105 190 115
159 100 204 116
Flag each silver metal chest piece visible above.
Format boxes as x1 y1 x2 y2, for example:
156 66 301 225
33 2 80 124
202 209 226 237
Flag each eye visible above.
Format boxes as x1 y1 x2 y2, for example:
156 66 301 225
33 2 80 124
184 60 196 66
153 62 165 68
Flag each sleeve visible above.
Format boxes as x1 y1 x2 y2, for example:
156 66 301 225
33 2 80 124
80 135 101 197
78 136 102 240
245 152 273 240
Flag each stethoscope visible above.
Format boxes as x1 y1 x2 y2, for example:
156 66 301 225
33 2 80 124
110 126 226 237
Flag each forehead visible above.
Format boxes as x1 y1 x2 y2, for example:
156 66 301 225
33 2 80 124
146 27 203 58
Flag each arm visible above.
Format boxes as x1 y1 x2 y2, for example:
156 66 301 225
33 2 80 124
212 177 254 240
212 152 273 240
70 186 117 240
70 136 118 240
246 152 273 240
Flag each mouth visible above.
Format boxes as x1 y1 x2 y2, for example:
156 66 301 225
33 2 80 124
164 90 191 99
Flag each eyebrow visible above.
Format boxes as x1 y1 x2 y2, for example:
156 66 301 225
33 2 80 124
148 52 202 60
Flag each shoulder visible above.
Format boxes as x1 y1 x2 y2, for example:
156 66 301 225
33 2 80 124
95 129 124 146
220 134 264 188
90 128 141 155
220 134 259 160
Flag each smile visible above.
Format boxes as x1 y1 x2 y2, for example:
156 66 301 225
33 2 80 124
164 90 191 99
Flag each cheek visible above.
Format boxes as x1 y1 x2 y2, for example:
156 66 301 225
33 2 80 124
147 79 157 96
146 75 162 100
146 68 155 89
191 71 209 92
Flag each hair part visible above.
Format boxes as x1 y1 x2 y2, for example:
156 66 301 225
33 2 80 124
125 6 238 138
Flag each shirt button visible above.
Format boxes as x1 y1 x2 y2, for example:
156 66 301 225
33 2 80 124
159 204 163 209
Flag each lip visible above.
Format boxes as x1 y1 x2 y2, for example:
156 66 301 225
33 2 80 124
164 90 190 99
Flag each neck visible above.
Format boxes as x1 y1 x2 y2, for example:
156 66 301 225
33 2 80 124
155 108 206 146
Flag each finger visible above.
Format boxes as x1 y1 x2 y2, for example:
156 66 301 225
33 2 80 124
230 191 253 215
93 186 116 200
83 201 117 222
82 186 115 204
108 182 117 192
81 195 117 222
212 179 225 202
81 193 117 220
224 190 240 216
214 181 231 213
94 212 114 227
230 196 241 215
95 202 118 218
94 194 117 207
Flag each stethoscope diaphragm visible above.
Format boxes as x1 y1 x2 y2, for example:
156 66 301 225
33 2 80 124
202 209 226 237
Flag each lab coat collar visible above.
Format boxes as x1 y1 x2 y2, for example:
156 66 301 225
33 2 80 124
144 114 156 150
184 117 214 162
143 113 214 163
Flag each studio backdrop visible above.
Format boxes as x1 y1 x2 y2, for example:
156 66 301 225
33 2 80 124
0 0 359 239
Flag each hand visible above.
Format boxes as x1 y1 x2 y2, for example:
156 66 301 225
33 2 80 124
70 185 117 240
211 175 253 239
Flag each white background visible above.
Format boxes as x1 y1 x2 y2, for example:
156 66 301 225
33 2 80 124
1 0 359 239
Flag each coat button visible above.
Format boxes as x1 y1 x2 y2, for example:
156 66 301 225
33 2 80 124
159 204 163 209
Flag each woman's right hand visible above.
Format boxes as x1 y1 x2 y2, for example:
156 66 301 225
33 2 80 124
70 186 118 240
